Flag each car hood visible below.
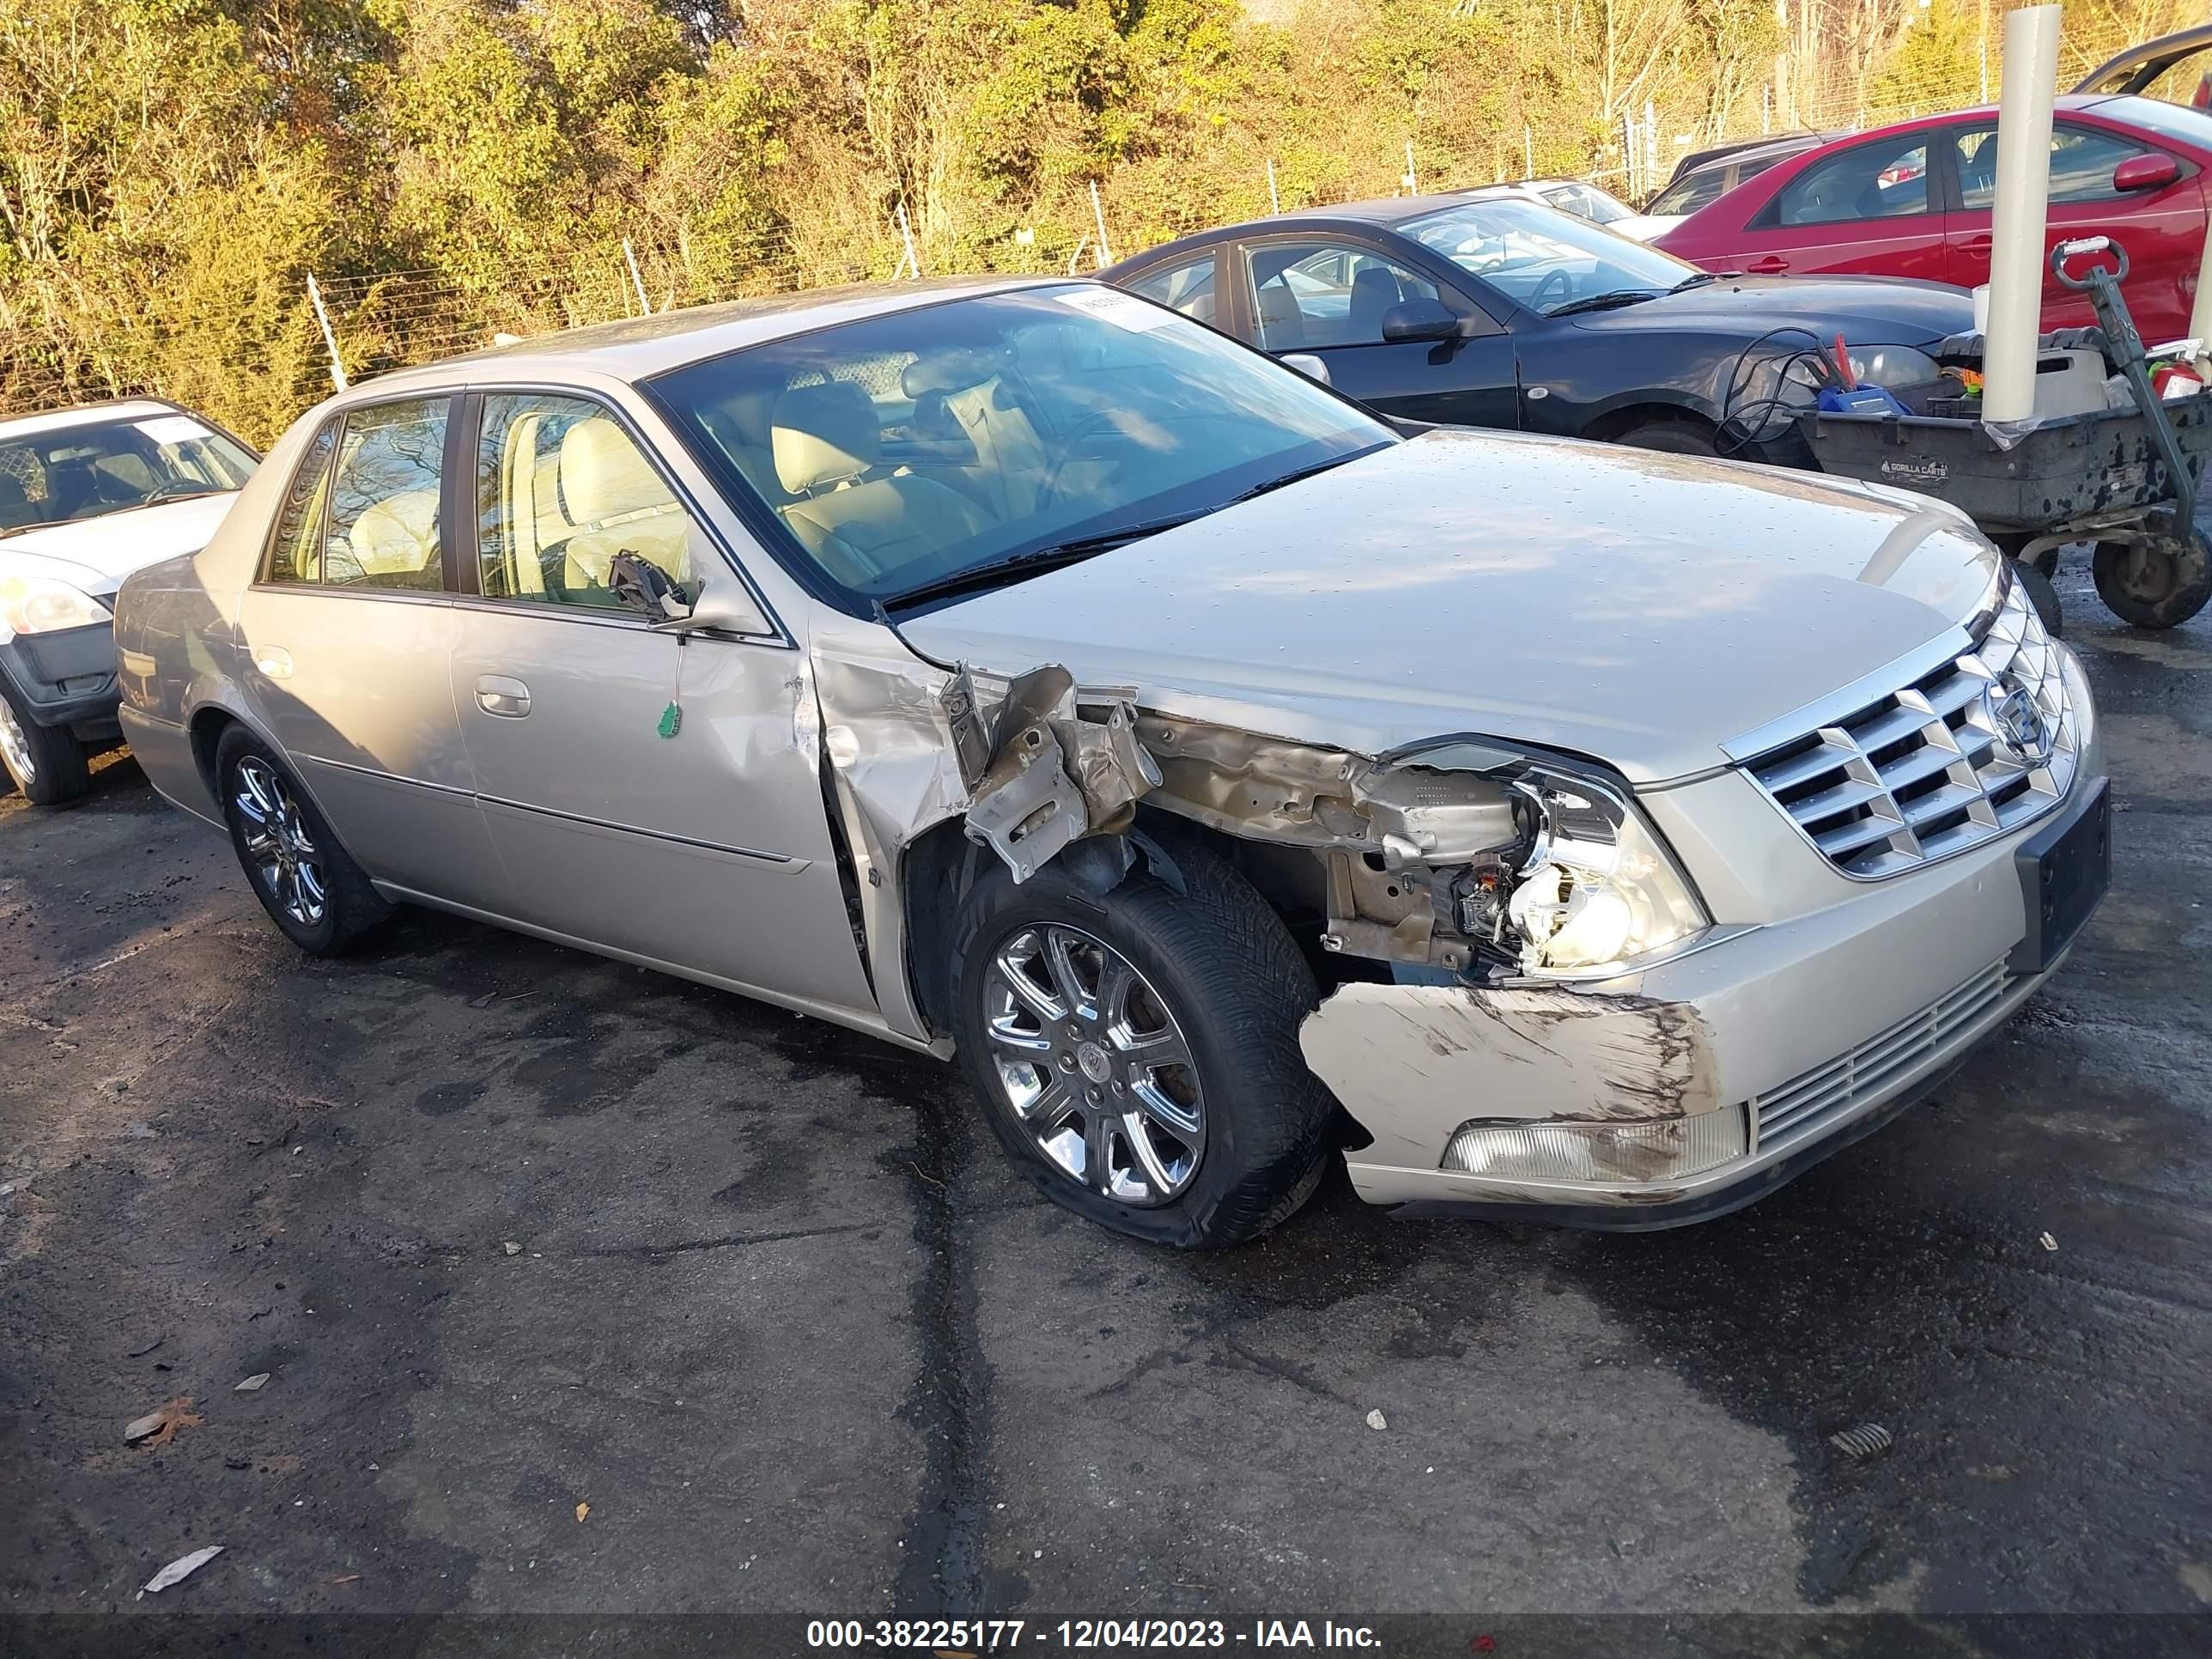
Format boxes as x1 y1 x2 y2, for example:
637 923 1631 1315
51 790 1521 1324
0 493 237 597
1610 213 1682 243
899 428 1997 786
1566 274 1974 344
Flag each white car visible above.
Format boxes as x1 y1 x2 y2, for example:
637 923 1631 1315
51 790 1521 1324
0 400 257 803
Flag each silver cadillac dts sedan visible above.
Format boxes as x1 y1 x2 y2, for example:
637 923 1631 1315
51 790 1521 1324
113 276 2108 1247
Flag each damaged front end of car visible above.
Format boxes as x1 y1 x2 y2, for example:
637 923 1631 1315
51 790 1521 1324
849 654 1735 1207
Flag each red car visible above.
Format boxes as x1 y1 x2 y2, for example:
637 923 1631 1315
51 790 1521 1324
1655 94 2212 343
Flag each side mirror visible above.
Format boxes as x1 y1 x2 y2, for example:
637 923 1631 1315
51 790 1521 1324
609 550 687 623
1279 352 1332 386
655 573 775 638
1381 297 1463 343
2112 153 2179 192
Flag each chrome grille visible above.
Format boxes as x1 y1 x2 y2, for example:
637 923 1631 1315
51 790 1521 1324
1740 576 2079 878
1752 959 2012 1146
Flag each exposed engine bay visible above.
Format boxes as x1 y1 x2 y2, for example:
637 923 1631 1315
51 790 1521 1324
948 665 1707 982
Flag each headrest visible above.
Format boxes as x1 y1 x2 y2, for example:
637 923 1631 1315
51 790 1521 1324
706 386 780 448
559 416 671 526
772 381 880 494
94 453 159 499
902 349 1001 398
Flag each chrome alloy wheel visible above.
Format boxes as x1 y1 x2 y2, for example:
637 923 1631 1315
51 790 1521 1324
982 924 1206 1206
234 757 327 928
0 698 34 787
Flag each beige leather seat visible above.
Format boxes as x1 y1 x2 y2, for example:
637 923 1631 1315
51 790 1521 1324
556 416 689 591
771 381 986 586
347 488 440 585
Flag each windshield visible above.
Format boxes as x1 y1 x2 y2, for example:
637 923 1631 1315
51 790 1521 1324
1540 183 1635 225
648 285 1390 603
0 410 255 535
1401 199 1698 314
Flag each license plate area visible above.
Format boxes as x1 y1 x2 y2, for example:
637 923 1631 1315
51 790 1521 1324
2009 776 2111 975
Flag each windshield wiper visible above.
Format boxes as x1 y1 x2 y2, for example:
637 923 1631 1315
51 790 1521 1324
0 518 72 541
139 483 222 506
1669 272 1725 292
882 511 1212 609
1215 446 1378 507
883 447 1384 610
1546 289 1664 318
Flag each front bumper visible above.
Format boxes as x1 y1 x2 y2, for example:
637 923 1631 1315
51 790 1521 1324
0 619 120 738
1301 770 2108 1230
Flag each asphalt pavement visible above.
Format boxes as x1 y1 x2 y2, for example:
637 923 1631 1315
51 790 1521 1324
2 558 2209 1658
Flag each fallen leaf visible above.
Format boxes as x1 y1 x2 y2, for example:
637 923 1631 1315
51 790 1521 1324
143 1546 223 1594
125 1397 202 1446
574 1501 589 1523
234 1373 270 1392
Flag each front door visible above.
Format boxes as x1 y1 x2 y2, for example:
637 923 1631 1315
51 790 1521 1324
234 395 507 907
1726 130 1948 281
1235 237 1521 428
1942 119 2209 339
448 389 876 1015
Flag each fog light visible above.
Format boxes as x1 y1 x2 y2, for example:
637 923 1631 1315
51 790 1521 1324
1441 1109 1747 1185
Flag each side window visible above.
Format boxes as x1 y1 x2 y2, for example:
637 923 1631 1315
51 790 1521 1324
1771 140 1931 227
475 392 697 609
1125 254 1218 326
1650 167 1729 219
1243 241 1447 349
321 399 448 592
262 419 339 585
1954 124 2154 210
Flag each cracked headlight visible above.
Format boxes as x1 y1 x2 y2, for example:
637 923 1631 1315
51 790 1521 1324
0 574 112 636
1504 770 1709 976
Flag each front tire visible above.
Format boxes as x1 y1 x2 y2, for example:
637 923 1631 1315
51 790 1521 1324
0 680 91 805
950 836 1335 1249
216 725 391 954
1616 417 1722 458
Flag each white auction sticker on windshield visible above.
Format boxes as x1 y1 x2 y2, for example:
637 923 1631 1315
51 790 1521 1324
1054 288 1171 331
136 415 210 445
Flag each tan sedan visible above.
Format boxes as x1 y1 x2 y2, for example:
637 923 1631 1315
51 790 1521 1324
113 278 2106 1246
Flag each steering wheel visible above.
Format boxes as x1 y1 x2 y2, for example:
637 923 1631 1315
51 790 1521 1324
1530 269 1573 313
1036 410 1131 507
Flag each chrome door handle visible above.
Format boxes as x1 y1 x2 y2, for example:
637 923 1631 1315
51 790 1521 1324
475 675 531 718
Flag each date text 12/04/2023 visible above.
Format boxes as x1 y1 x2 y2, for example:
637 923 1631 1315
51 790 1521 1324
803 1619 1386 1649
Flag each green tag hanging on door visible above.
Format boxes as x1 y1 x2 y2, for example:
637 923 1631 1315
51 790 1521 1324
658 633 687 738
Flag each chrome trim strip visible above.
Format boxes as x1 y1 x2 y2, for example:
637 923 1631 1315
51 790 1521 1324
300 756 796 866
476 792 795 865
300 752 473 797
1722 625 1972 764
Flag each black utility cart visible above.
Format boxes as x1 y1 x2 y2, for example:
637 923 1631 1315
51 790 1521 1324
1796 236 2212 632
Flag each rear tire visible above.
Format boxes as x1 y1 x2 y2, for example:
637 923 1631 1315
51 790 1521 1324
949 834 1336 1249
0 680 90 805
216 725 391 955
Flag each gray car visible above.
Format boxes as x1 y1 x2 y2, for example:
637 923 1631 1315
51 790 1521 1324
112 277 2108 1247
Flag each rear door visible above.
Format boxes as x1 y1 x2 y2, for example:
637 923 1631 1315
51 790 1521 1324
234 394 508 908
1232 234 1520 428
1719 129 1948 280
1942 118 2206 338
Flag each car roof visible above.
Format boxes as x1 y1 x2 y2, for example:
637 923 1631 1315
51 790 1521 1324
346 274 1051 398
2074 23 2212 94
0 398 184 441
